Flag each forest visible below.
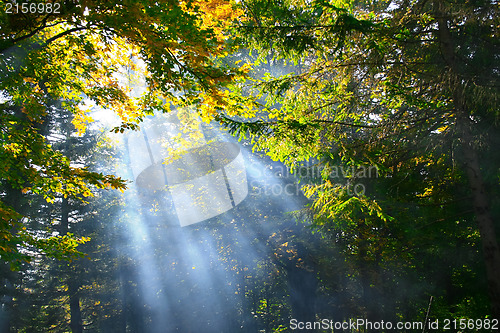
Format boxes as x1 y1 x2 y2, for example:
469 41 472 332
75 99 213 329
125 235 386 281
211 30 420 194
0 0 499 332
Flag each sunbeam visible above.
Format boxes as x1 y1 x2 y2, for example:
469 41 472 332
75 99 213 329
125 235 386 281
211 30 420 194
109 107 313 332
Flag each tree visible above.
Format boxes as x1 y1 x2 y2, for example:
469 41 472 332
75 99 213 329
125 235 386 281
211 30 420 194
4 106 127 333
0 0 251 264
224 0 500 318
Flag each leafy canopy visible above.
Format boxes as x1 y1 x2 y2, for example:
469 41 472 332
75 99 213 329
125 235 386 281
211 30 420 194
0 0 252 266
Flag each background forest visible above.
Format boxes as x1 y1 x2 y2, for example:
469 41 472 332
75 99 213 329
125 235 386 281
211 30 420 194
0 0 499 332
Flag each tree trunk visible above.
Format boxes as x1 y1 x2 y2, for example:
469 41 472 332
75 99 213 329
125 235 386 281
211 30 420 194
434 0 500 318
0 274 13 333
457 112 500 318
287 265 318 332
60 197 84 332
1 184 24 333
69 277 83 333
358 221 383 332
285 244 318 332
436 4 500 320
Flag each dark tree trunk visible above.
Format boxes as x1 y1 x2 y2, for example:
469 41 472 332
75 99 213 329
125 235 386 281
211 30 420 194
457 113 500 319
0 183 24 333
435 0 500 318
60 197 84 333
120 263 145 333
287 265 318 324
358 223 383 332
69 277 83 333
285 244 318 332
0 275 13 333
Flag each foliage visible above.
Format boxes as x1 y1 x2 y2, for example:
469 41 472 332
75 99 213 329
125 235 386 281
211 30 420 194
228 0 500 320
0 0 253 264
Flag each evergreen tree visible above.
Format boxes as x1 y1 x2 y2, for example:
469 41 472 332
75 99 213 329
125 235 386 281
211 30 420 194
224 0 500 319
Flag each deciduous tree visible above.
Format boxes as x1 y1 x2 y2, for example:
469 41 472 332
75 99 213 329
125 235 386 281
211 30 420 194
0 0 249 264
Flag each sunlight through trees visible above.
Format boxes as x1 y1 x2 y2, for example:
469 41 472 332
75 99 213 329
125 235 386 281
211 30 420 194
1 0 499 331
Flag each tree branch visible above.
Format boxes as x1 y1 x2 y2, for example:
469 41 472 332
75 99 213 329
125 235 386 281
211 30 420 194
42 26 88 47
